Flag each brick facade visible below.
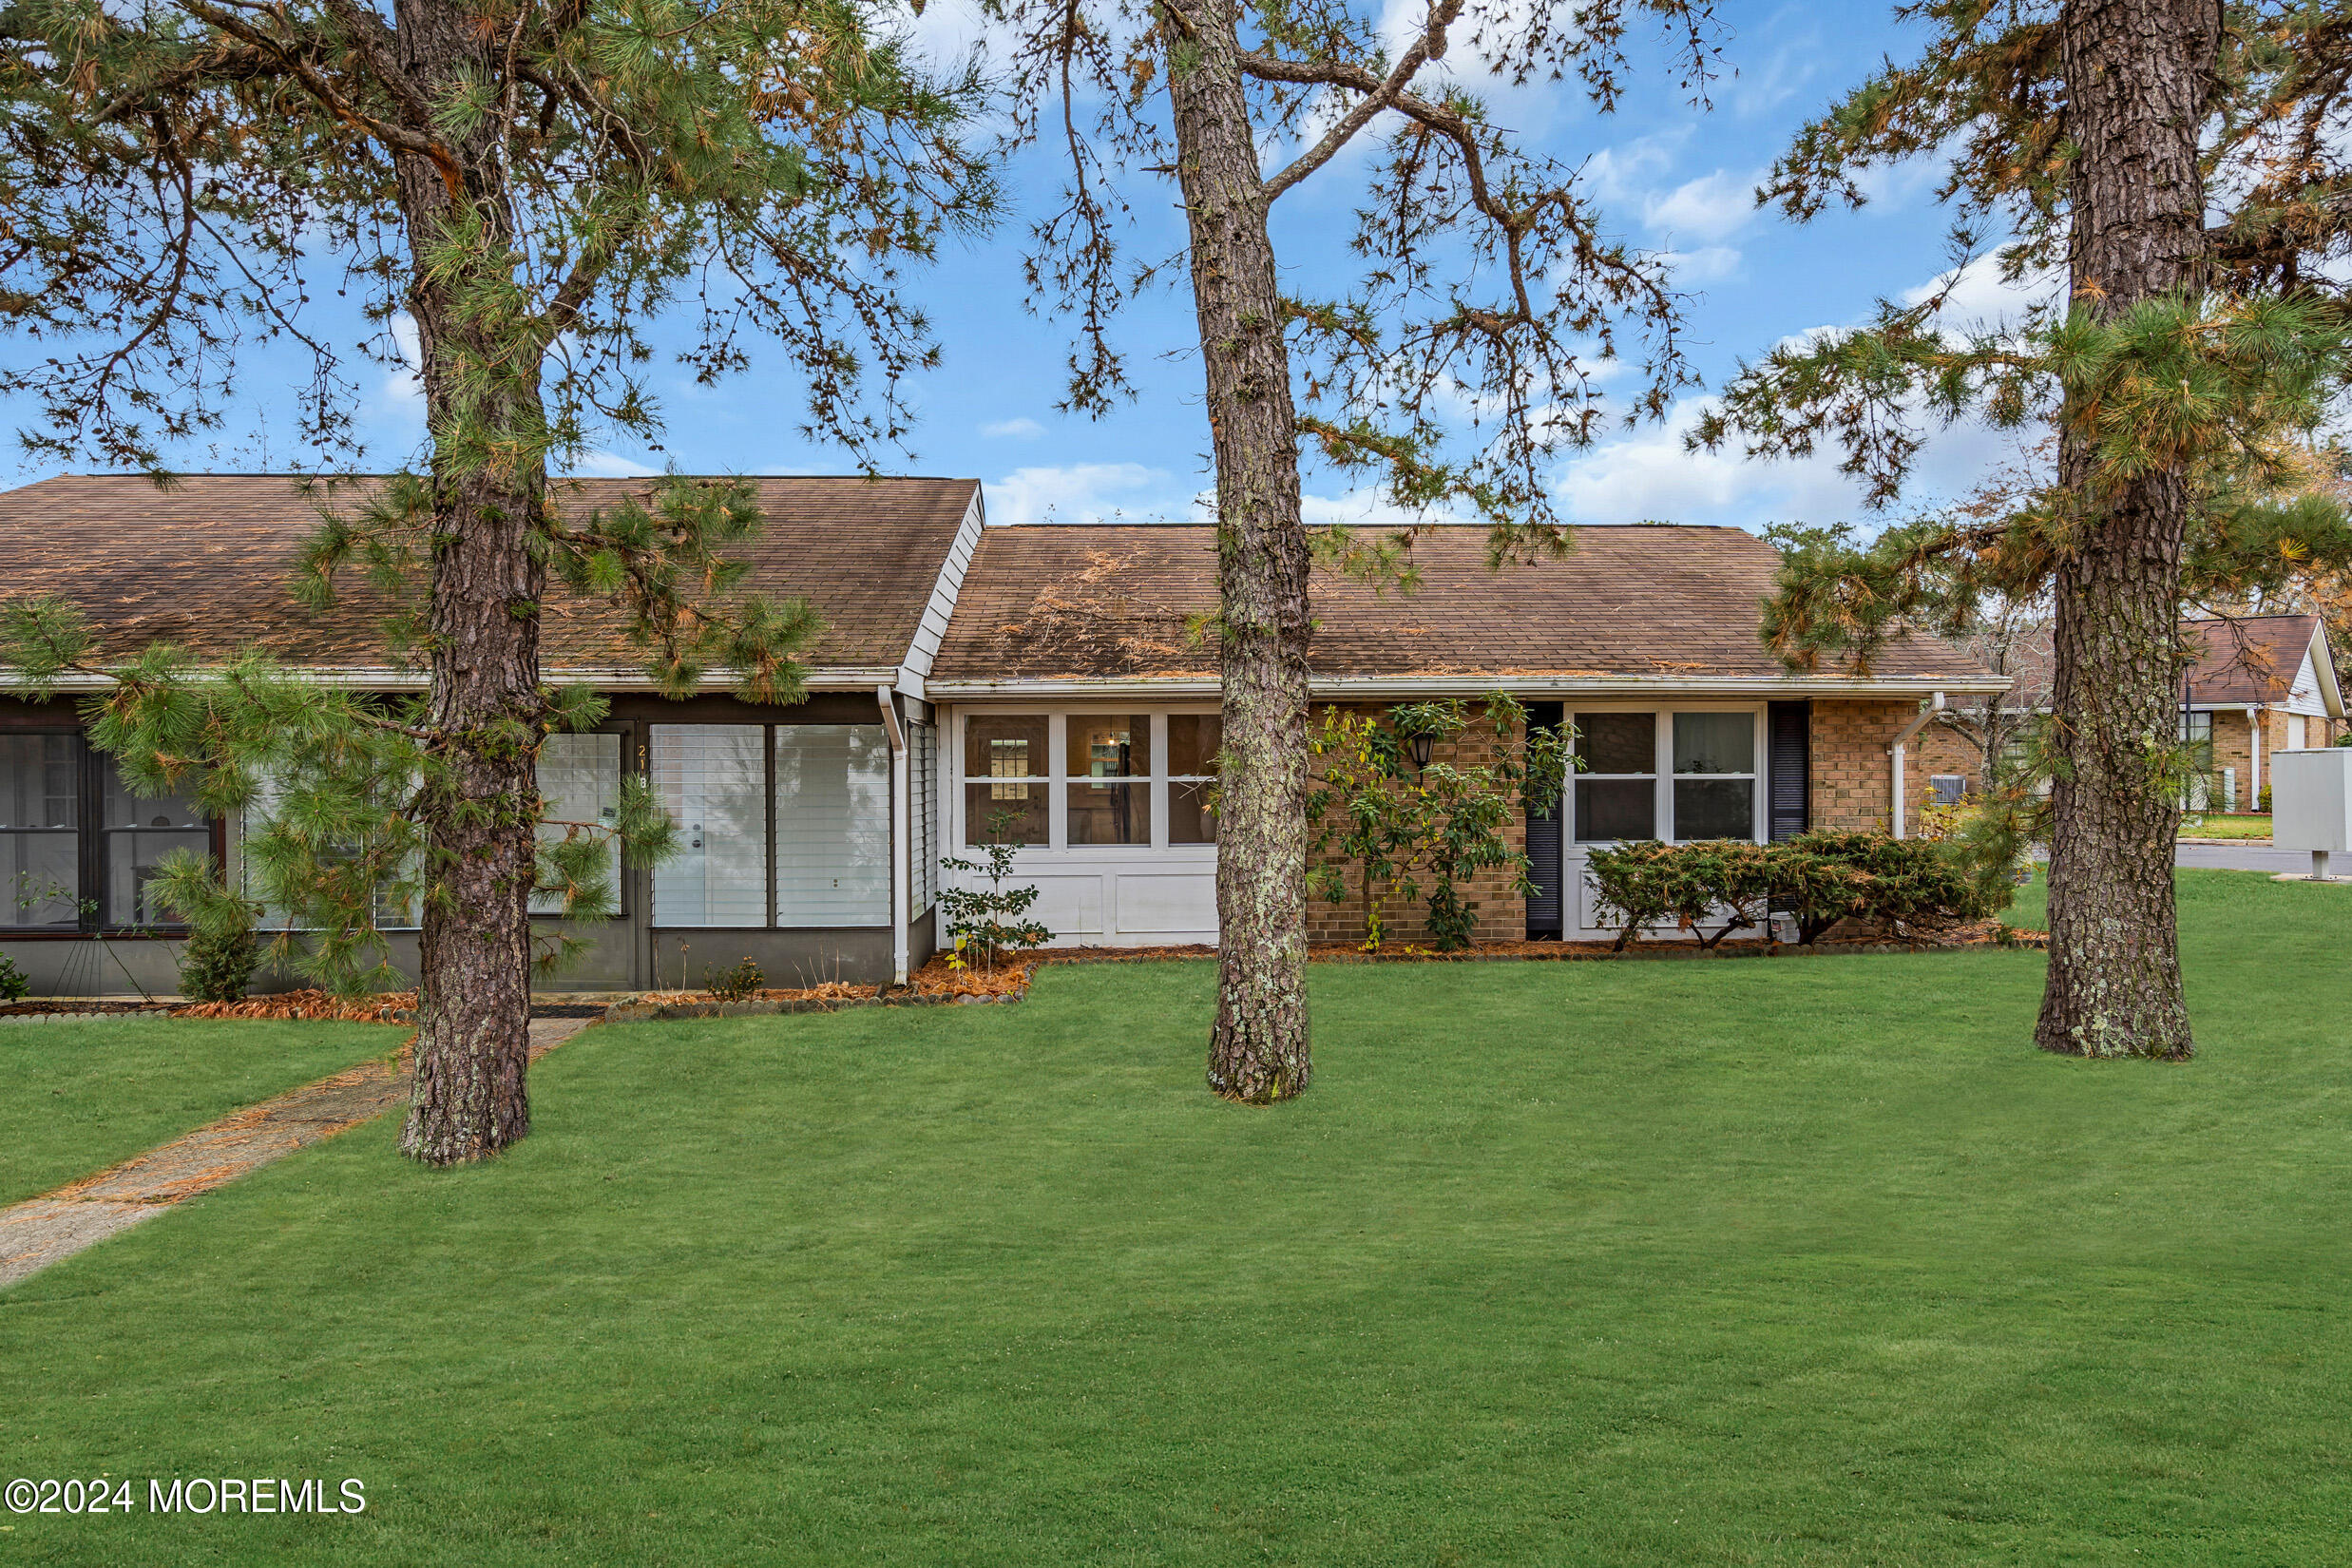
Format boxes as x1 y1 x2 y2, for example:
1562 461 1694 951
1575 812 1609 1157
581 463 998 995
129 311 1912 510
1303 704 1529 946
1899 703 2345 812
1808 699 1912 832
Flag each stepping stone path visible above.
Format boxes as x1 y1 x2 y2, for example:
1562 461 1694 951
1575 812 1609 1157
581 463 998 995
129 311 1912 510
0 1016 593 1290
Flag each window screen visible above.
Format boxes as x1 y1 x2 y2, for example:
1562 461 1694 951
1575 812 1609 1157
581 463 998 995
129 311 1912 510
532 733 623 916
774 724 890 927
100 757 209 927
651 725 767 927
0 735 79 927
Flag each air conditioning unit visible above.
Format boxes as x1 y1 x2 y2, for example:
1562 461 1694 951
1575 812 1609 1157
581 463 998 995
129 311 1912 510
2271 746 2352 881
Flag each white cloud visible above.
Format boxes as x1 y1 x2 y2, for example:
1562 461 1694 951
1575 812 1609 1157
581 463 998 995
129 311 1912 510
989 462 1178 525
1901 253 2062 334
1662 245 1744 284
1642 168 1765 244
981 416 1046 440
1556 391 2018 531
564 450 660 479
1580 132 1688 205
373 314 424 422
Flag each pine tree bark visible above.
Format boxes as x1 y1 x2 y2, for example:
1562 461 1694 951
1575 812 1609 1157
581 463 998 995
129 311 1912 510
2035 0 2218 1060
391 0 547 1160
1165 0 1313 1101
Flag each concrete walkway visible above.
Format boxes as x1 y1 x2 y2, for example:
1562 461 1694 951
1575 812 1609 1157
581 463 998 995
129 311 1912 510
2176 842 2330 875
0 1016 592 1290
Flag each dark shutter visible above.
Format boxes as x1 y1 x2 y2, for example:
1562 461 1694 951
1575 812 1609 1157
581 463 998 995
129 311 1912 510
1767 700 1809 841
1524 702 1564 938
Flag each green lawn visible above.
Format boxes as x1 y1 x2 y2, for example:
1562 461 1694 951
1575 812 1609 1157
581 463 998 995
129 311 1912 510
2181 813 2272 840
0 1018 405 1207
5 870 2350 1565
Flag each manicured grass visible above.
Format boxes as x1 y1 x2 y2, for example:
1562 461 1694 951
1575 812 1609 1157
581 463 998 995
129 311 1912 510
2182 813 2272 840
0 1018 405 1206
4 870 2349 1565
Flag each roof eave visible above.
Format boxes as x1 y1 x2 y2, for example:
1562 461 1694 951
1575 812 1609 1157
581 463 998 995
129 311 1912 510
5 664 910 694
926 673 2012 700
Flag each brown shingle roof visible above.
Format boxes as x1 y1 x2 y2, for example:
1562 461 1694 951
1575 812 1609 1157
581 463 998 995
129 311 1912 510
932 524 1992 684
2182 614 2326 705
0 473 977 672
1993 613 2335 711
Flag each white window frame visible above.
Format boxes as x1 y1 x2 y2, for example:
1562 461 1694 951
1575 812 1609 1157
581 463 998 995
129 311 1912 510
950 706 1223 856
1568 704 1768 846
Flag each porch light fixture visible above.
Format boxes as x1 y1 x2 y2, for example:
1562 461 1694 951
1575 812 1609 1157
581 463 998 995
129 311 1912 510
1407 732 1435 772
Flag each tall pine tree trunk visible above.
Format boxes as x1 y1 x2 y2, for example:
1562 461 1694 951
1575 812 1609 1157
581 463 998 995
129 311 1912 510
392 0 548 1160
1165 0 1313 1101
2035 0 2216 1060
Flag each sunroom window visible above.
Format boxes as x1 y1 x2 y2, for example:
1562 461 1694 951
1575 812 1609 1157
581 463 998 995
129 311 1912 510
964 716 1048 847
101 760 209 927
0 735 80 927
1167 715 1222 844
1065 714 1148 845
531 733 623 917
957 712 1222 851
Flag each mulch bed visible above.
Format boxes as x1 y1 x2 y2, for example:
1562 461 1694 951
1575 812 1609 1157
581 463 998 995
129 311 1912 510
23 918 2045 1027
171 989 419 1023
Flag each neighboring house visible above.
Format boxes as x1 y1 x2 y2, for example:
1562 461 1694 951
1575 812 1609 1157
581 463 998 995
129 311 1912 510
1909 613 2347 810
0 476 2003 993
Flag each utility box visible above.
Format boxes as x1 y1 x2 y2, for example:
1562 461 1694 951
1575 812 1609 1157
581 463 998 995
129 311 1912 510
2271 747 2352 879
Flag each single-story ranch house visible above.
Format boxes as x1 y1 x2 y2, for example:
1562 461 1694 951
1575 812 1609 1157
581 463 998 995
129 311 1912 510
0 474 2003 994
1907 613 2345 809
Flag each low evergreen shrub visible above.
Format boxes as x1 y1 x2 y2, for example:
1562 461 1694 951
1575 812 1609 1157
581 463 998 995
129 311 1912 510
177 924 259 1004
1585 831 2005 951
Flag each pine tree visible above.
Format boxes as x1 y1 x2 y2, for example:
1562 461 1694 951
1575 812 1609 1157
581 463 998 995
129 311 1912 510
0 0 991 1159
986 0 1715 1100
1695 0 2352 1060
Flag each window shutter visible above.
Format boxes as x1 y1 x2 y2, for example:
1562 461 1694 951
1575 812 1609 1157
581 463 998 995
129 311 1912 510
1767 701 1809 841
1524 702 1564 938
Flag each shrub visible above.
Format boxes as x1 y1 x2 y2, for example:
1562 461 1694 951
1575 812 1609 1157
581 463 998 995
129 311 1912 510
0 951 27 1003
937 815 1054 974
178 923 259 1004
1585 831 2005 951
702 956 764 1002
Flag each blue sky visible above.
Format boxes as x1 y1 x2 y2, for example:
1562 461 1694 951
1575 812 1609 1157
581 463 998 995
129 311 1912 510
4 0 2048 535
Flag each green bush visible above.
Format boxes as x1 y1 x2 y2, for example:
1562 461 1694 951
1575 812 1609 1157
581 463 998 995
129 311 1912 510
1585 831 2004 951
176 924 259 1004
0 950 27 1003
701 957 765 1002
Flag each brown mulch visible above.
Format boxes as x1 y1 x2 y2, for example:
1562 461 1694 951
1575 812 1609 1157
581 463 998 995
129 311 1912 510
170 989 418 1023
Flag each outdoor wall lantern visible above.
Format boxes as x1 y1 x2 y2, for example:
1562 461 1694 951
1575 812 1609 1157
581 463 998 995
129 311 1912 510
1407 733 1435 773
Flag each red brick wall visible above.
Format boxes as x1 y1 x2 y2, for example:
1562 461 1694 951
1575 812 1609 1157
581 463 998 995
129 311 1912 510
1809 699 1912 831
1303 703 1529 946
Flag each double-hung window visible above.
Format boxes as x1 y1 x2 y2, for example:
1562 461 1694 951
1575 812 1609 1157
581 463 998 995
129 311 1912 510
1671 713 1756 840
1573 713 1658 841
1572 710 1760 844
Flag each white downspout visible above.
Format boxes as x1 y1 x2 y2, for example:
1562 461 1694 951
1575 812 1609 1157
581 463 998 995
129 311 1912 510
877 685 910 986
2247 705 2262 808
1888 692 1947 839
